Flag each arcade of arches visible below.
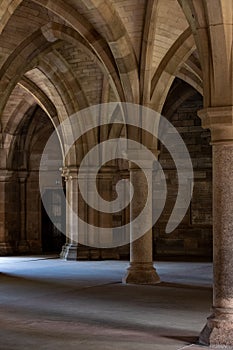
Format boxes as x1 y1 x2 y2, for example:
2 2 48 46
0 0 232 348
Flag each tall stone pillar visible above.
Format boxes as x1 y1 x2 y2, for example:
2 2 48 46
0 170 14 255
61 166 96 260
199 106 233 346
123 158 160 284
60 167 79 260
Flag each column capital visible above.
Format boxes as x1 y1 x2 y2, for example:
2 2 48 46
198 106 233 144
61 166 79 180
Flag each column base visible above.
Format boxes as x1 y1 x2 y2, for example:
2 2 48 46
61 244 99 260
122 262 160 285
60 244 78 260
61 244 121 261
199 309 233 347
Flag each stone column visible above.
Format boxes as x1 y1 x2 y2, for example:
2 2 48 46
199 106 233 346
60 167 79 260
123 157 160 285
18 171 30 253
0 170 14 255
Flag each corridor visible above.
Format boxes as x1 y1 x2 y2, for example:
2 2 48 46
0 257 212 350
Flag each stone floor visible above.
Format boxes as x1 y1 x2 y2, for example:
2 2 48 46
0 256 214 350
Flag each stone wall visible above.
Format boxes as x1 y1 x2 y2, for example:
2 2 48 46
154 89 212 258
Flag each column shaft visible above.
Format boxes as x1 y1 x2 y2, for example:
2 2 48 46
60 167 79 260
200 144 233 345
123 165 160 284
0 170 14 255
198 107 233 346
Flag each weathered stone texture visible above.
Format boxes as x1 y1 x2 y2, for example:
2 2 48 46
155 86 212 258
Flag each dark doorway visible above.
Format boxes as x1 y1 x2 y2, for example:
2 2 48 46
41 189 66 253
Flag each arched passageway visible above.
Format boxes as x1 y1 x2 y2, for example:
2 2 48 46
0 0 232 348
